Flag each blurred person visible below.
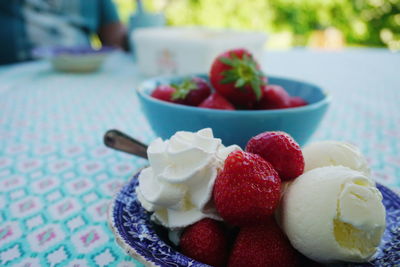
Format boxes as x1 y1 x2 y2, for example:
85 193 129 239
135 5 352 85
0 0 127 65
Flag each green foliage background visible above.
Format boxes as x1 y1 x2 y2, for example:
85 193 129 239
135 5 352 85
114 0 400 49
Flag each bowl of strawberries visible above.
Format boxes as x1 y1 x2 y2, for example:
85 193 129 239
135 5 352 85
136 48 330 147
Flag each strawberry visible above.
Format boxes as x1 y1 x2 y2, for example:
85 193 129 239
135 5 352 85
171 77 211 106
289 96 308 108
210 49 266 107
246 131 304 181
228 218 301 267
180 218 229 267
213 150 281 226
198 93 235 110
151 85 176 102
257 85 291 109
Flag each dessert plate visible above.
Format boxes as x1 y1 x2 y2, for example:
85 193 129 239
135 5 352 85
108 173 400 267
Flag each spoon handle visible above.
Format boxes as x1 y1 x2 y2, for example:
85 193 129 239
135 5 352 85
104 129 148 159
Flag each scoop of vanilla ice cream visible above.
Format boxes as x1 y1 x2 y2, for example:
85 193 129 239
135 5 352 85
302 141 371 178
136 128 240 229
280 166 386 263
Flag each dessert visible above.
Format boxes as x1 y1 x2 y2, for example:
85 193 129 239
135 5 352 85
150 48 308 110
302 141 371 177
135 128 240 228
280 166 385 263
135 128 385 266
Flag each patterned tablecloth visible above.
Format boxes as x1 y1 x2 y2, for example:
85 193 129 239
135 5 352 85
0 49 399 266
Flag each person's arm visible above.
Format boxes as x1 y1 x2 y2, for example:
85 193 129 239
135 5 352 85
97 0 129 51
98 22 128 50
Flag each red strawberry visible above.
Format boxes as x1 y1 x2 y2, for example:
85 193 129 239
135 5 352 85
228 218 301 267
171 77 211 106
210 49 266 107
213 150 281 226
257 85 291 109
289 96 308 107
246 131 304 181
180 218 229 267
151 85 176 102
199 93 235 110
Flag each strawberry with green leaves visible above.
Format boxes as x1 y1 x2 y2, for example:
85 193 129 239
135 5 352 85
171 77 211 106
210 49 267 108
151 77 211 106
151 85 177 103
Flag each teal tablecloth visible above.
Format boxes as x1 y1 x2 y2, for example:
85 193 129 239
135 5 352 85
0 49 399 266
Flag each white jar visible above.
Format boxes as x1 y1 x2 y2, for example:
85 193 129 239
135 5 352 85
131 27 267 76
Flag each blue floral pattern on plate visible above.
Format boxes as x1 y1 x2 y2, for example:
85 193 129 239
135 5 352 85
108 173 400 267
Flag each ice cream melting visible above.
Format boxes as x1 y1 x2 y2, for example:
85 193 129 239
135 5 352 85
280 166 385 263
136 128 240 228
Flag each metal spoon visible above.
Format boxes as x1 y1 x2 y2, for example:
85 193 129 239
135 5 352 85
104 129 148 159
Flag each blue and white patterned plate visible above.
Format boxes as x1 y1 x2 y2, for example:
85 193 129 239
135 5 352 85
108 172 400 267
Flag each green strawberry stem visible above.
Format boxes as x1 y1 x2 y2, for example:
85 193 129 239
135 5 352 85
220 53 265 100
171 79 197 100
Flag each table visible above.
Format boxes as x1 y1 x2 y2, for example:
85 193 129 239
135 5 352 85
0 49 399 266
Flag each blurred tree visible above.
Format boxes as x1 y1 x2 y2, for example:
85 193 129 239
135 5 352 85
268 0 400 49
349 0 400 50
114 0 400 50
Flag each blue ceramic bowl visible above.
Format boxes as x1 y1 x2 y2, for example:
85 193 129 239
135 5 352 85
137 74 331 148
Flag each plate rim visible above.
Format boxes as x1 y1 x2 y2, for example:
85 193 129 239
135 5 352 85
108 192 159 267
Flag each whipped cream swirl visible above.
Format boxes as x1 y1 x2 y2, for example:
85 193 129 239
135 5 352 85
136 128 240 228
